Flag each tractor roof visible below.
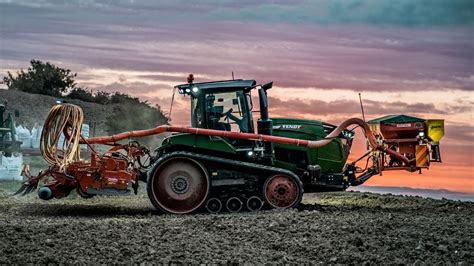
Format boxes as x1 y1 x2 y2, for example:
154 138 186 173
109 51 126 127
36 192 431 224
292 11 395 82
175 79 257 94
368 114 425 124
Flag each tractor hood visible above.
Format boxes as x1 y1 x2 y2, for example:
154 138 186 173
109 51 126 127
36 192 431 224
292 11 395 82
271 118 352 138
271 117 353 175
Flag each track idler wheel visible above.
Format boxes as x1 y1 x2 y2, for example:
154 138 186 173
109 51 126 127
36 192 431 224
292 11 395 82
246 196 264 212
205 198 222 213
226 197 243 213
147 157 210 214
263 174 302 209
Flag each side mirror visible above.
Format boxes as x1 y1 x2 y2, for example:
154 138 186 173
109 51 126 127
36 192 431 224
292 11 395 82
14 110 19 117
261 81 273 91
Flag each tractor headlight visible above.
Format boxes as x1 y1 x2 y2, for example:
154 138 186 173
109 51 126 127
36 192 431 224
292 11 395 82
247 151 254 157
343 131 354 139
419 132 425 137
185 88 191 93
192 86 199 92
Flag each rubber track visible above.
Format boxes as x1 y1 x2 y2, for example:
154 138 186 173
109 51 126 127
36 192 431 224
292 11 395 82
147 151 304 209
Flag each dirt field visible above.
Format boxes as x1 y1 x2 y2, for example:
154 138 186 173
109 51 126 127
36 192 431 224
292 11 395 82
0 181 472 264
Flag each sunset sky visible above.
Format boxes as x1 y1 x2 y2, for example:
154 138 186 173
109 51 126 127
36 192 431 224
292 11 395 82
1 0 473 193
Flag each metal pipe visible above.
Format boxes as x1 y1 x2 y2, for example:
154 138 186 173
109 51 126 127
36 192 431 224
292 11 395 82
83 117 411 166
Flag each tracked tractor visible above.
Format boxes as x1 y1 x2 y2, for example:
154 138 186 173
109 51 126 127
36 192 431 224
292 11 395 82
16 77 444 214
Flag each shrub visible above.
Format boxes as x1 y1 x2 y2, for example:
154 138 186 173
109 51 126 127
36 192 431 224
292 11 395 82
67 88 95 102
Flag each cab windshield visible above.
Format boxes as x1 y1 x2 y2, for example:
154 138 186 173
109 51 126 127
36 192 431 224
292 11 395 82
192 91 253 133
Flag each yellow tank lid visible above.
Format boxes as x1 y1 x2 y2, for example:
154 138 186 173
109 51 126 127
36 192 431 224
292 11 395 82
426 119 444 143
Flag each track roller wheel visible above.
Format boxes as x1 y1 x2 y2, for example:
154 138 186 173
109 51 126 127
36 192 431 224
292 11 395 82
263 174 302 209
246 196 263 211
226 197 243 213
147 157 209 214
76 186 94 199
205 198 222 213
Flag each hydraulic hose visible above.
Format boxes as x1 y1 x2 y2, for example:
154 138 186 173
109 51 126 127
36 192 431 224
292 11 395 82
40 104 83 171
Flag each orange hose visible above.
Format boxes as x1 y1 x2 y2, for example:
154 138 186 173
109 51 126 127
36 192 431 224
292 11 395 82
83 118 411 166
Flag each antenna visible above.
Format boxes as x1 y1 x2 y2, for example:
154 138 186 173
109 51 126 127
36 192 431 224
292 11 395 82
168 87 176 122
232 71 234 80
358 92 366 122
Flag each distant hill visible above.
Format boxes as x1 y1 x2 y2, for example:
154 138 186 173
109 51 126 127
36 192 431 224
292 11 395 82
0 89 168 148
0 89 114 136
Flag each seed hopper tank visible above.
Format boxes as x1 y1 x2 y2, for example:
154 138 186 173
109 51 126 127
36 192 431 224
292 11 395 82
368 115 444 170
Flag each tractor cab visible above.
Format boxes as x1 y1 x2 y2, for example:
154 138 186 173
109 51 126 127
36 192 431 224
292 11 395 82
173 78 274 159
176 79 257 134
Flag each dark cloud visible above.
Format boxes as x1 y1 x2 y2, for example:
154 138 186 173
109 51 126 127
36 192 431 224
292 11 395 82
267 97 470 118
6 0 473 27
209 0 474 27
1 1 473 92
136 75 183 83
443 124 474 145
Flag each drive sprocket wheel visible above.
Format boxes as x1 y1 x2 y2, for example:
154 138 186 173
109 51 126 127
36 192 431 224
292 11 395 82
263 174 302 209
147 157 209 214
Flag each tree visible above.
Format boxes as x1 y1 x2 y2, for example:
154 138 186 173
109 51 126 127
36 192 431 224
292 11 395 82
67 88 95 102
3 59 77 97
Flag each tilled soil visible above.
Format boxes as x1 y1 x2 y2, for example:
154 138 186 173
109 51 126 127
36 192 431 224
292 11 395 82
0 183 472 264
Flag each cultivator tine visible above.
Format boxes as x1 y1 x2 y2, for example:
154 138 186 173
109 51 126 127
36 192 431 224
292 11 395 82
23 184 36 195
13 180 37 196
13 167 45 196
13 183 35 196
13 183 28 196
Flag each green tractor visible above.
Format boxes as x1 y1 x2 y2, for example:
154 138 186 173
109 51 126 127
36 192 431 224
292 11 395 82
148 79 361 214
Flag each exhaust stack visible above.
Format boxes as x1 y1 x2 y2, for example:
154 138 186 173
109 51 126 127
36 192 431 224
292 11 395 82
257 82 274 158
